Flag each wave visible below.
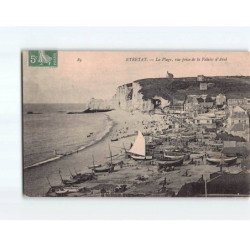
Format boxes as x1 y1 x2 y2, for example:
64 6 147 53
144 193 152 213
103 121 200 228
24 114 115 170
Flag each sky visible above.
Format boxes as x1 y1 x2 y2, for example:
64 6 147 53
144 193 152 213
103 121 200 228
22 51 250 103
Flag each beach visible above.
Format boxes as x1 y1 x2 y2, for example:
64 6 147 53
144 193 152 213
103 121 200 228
23 109 244 197
23 109 157 196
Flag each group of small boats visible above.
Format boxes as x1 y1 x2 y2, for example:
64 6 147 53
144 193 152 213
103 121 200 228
47 128 240 196
127 131 239 171
88 145 124 173
46 166 97 196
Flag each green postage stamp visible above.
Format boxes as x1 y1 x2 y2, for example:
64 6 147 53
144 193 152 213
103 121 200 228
28 50 57 67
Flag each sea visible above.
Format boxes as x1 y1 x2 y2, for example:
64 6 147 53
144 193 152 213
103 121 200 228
23 103 113 169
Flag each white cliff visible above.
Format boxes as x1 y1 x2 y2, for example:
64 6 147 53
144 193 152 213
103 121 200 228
111 81 170 112
87 98 112 110
112 82 154 112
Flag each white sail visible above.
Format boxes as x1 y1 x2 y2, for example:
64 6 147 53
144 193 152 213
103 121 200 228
129 131 146 156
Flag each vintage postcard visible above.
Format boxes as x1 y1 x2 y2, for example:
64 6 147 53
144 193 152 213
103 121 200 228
22 51 250 197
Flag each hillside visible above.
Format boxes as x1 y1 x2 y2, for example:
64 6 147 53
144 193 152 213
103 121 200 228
133 76 250 101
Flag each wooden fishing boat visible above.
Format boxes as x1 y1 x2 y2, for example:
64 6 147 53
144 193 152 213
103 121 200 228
93 145 115 173
72 172 97 182
93 165 114 173
46 177 64 195
157 158 184 168
88 164 102 169
130 155 153 160
88 154 102 169
63 187 80 193
128 131 153 160
164 150 185 161
55 188 69 196
206 156 237 165
58 169 79 185
62 178 79 185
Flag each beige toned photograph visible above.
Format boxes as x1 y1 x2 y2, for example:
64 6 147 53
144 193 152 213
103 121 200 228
22 51 250 197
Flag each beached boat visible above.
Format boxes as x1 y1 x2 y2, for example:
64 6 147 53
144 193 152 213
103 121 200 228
63 186 80 193
88 154 102 169
206 156 237 165
157 158 184 168
131 155 153 160
55 188 69 196
128 131 153 160
93 145 115 173
54 187 79 196
93 164 114 173
58 169 79 185
72 172 97 182
164 150 185 161
46 177 64 195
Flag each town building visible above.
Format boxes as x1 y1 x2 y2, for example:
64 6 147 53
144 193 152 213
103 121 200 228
216 94 226 107
184 95 199 112
199 82 207 90
194 114 215 129
227 98 250 110
197 95 214 109
170 96 185 111
184 94 214 113
227 106 249 142
197 75 206 82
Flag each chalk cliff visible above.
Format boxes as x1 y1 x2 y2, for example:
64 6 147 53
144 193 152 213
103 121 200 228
111 82 153 112
87 76 250 113
87 98 112 110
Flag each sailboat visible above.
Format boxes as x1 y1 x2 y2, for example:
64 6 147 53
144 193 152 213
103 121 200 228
93 145 115 173
88 154 102 169
128 131 153 160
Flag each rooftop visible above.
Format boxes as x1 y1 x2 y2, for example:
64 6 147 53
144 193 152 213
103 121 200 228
231 123 245 132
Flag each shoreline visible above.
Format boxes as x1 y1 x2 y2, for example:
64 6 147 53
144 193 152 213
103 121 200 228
23 110 139 196
24 113 115 170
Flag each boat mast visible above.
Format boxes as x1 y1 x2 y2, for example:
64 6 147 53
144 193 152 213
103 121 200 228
58 169 64 184
46 176 52 188
123 142 127 156
68 168 74 178
92 154 95 167
73 167 78 175
109 144 113 165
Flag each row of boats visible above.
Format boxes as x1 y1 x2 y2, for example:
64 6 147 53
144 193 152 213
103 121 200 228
127 131 238 169
46 168 96 196
47 130 238 196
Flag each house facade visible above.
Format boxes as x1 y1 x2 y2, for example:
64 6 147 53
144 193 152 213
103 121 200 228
227 106 249 142
227 98 250 110
194 114 216 129
216 94 226 107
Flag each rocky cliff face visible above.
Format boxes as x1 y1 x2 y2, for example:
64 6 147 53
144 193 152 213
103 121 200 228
87 98 112 110
111 82 154 112
111 81 170 112
88 76 250 113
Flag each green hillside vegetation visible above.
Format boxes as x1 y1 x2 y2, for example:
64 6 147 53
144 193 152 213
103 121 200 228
132 76 250 101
